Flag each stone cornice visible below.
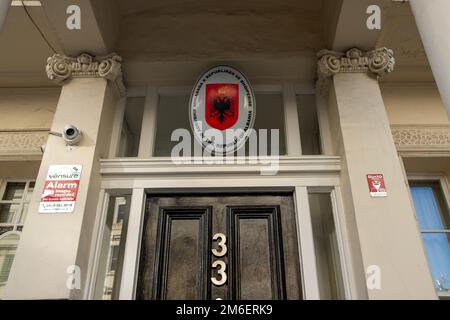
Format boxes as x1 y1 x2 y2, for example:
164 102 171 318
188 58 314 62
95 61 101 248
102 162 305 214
45 53 125 96
316 47 395 93
0 129 49 161
391 124 450 154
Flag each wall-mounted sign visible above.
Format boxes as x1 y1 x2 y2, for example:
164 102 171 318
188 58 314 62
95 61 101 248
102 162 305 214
367 174 387 197
39 165 82 213
190 65 256 155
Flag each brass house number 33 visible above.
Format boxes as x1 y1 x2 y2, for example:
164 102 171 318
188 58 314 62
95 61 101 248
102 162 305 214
211 233 227 286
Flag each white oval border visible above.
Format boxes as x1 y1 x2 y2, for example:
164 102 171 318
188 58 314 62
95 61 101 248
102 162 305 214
189 65 256 155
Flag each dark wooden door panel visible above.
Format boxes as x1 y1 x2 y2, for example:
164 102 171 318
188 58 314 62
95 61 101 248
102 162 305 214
137 203 211 300
228 206 286 300
137 194 302 300
154 207 211 299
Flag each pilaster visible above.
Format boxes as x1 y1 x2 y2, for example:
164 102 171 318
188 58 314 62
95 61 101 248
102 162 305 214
318 47 437 299
4 53 125 299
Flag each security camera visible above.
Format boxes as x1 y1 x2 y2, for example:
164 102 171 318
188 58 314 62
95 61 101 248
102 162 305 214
63 124 82 146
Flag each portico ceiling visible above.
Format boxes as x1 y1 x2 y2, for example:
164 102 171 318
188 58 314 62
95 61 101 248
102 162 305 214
116 0 324 17
0 4 62 87
116 0 324 61
115 0 325 86
377 2 433 83
0 0 436 87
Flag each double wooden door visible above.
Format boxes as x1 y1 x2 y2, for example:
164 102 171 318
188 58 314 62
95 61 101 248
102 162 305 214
137 193 302 300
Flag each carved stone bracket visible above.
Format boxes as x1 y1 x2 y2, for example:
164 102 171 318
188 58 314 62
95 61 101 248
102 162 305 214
45 53 126 96
316 47 395 94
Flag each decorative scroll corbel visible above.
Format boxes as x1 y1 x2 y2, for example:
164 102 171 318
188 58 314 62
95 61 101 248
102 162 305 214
45 52 126 97
316 47 395 95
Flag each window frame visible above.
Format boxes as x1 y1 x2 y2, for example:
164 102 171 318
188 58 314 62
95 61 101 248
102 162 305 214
307 186 353 299
108 83 329 159
0 178 35 298
0 231 21 295
85 189 132 300
0 178 35 229
407 174 450 298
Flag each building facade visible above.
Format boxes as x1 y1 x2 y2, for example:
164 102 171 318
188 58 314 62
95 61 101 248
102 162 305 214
0 0 449 300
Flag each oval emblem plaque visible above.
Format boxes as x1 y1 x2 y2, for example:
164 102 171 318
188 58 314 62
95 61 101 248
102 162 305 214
189 65 256 155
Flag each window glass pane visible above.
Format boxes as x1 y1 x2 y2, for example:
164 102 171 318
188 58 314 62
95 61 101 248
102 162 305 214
0 234 20 298
308 192 345 299
94 194 131 300
410 182 450 230
421 233 450 293
409 180 450 294
297 95 321 155
154 93 286 156
0 204 19 224
117 97 145 157
2 182 25 201
251 93 286 156
154 95 191 157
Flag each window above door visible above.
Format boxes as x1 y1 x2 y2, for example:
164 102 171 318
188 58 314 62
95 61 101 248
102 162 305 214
109 83 328 159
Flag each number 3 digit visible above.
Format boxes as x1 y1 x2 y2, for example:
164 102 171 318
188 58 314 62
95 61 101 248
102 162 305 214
211 260 227 286
212 233 227 257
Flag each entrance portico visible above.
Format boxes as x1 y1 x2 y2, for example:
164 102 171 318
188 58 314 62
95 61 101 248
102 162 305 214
0 0 448 300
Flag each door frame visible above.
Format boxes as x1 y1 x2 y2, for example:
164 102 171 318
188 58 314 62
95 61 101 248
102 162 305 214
122 186 322 300
85 179 353 300
84 158 355 300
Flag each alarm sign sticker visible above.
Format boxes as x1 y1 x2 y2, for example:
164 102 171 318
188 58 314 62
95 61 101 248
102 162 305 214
39 165 82 213
367 174 387 197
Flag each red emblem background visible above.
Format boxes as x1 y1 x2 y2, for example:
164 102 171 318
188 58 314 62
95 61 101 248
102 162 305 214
205 83 239 130
367 174 386 193
41 179 80 202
